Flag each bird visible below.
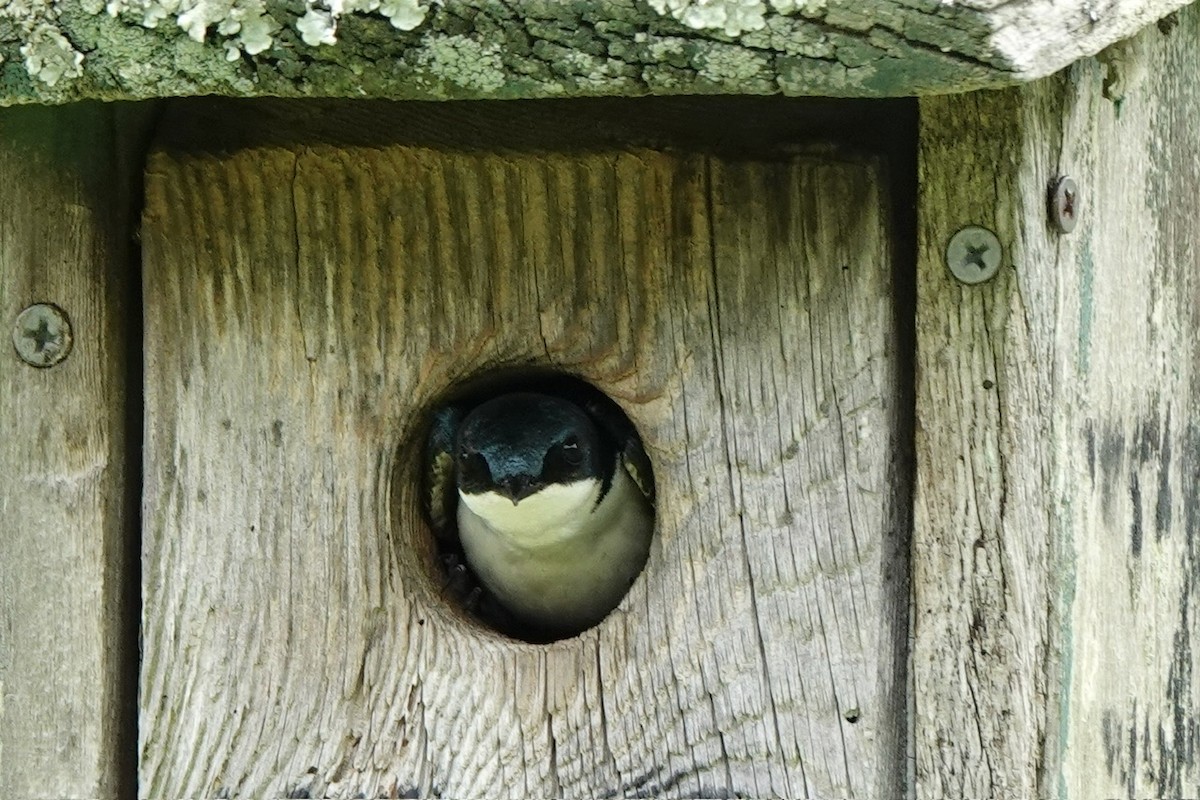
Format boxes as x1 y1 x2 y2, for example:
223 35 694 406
425 389 654 640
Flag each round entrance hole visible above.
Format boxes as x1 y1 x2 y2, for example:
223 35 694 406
419 371 655 643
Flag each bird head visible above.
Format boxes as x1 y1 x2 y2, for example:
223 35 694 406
455 392 606 507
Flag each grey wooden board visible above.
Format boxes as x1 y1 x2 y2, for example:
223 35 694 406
915 4 1200 796
0 0 1192 105
0 104 143 799
139 102 907 798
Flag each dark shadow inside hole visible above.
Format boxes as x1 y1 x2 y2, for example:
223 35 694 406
419 368 655 644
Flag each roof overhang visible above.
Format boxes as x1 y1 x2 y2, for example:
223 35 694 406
0 0 1191 104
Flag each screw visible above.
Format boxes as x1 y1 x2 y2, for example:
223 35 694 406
945 226 1002 284
12 303 73 368
1049 176 1079 234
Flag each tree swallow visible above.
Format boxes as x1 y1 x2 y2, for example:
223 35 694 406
426 390 654 640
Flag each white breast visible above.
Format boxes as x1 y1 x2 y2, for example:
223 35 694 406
459 479 601 545
457 464 653 636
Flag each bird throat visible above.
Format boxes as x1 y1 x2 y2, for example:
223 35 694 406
458 478 601 546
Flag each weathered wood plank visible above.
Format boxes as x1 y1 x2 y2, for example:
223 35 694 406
0 0 1191 105
140 101 907 798
914 84 1060 800
915 6 1200 795
0 104 144 799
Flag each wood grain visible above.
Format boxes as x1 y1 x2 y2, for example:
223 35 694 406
140 103 907 798
915 5 1200 795
0 104 145 798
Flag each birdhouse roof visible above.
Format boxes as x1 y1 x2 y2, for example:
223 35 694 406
0 0 1189 104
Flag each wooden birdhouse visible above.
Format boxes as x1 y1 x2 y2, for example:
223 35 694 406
2 1 1198 797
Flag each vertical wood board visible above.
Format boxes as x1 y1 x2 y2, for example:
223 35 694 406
1053 14 1200 797
916 7 1200 796
914 86 1058 799
0 105 143 799
139 103 908 798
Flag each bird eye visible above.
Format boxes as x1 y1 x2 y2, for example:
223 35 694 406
458 450 491 485
560 437 583 466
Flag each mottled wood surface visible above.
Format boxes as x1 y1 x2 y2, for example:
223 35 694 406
915 6 1200 796
139 101 908 798
0 104 145 799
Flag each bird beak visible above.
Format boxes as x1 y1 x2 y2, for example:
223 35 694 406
499 475 538 504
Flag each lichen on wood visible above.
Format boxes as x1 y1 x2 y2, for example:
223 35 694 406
0 0 1192 104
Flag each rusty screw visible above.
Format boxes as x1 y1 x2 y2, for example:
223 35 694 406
1049 176 1079 234
946 226 1002 285
12 303 73 368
